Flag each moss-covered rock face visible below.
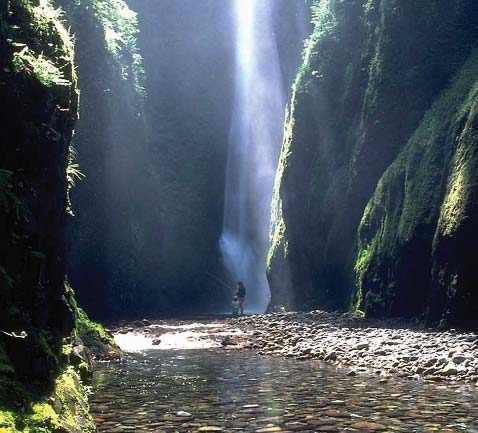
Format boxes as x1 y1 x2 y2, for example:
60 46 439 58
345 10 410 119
355 52 478 324
58 0 161 318
0 0 78 383
268 0 478 325
0 366 95 433
0 1 97 431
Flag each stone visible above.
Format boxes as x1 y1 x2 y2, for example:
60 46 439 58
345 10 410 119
255 427 282 432
452 355 467 365
122 419 139 425
355 343 370 350
349 421 387 431
324 351 338 361
440 365 458 376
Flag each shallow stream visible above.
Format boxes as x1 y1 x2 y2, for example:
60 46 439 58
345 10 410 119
92 321 478 433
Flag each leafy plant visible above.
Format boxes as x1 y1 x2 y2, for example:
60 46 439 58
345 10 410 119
12 46 70 87
66 147 85 216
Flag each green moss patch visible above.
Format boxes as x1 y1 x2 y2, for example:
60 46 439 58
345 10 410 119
75 308 118 356
0 367 95 433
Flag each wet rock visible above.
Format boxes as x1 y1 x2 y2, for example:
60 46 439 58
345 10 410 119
350 421 387 431
424 358 437 367
452 355 467 364
255 427 282 432
197 427 223 432
221 336 233 346
323 409 348 418
440 365 458 376
355 343 370 351
324 351 338 361
122 419 139 425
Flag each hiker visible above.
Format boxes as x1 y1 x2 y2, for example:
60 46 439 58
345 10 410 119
231 296 239 317
236 281 246 315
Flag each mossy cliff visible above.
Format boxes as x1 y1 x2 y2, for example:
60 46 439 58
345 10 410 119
58 0 161 318
268 0 478 326
0 1 115 431
0 0 78 383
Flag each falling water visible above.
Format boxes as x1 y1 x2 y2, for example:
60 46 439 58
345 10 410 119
220 0 285 312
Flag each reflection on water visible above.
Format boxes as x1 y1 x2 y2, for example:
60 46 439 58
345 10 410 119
93 347 478 432
114 322 247 352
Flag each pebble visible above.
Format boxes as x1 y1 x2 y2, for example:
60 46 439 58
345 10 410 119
350 421 387 430
92 318 478 433
233 311 478 383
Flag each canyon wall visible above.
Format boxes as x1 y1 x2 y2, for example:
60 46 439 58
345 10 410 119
268 0 478 327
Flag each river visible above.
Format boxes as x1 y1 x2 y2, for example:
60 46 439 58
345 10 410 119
91 320 478 432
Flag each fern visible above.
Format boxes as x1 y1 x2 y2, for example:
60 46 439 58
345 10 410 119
66 147 85 216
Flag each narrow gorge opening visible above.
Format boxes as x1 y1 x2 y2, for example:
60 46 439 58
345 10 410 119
220 0 286 313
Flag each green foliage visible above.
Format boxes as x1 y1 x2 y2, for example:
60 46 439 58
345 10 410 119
295 0 336 93
267 216 288 273
66 147 85 216
12 47 69 87
5 0 76 89
76 0 145 94
310 0 336 39
0 409 17 433
27 403 61 432
0 367 95 433
64 282 117 354
75 307 115 349
52 367 95 433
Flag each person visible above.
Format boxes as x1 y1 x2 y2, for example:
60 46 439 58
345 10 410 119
236 281 246 316
231 296 239 317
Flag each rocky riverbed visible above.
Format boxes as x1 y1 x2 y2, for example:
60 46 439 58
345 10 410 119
233 311 478 384
92 319 478 433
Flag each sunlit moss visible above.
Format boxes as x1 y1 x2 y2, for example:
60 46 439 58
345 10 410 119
438 88 478 238
267 217 287 273
7 0 76 89
75 307 115 349
267 100 295 276
28 403 61 431
53 368 95 433
0 410 17 433
72 0 145 94
12 48 69 87
0 366 95 433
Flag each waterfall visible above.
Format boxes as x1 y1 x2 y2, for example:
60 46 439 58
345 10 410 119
220 0 285 313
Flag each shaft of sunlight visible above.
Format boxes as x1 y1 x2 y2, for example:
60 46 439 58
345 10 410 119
220 0 285 313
